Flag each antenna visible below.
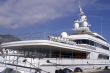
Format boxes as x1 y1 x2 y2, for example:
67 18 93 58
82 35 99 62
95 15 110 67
101 16 103 36
79 0 84 16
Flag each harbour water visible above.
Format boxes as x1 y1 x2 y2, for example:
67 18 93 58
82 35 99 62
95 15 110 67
92 70 110 73
82 70 110 73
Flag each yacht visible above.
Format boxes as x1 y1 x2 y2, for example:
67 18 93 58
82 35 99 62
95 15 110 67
0 6 110 73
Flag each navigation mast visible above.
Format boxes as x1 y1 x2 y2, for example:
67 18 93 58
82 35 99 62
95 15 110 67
73 2 90 33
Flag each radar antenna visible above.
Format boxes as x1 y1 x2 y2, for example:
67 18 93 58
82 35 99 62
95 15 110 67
79 1 84 16
73 0 91 33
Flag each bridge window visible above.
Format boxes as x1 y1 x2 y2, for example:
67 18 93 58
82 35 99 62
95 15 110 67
98 54 109 60
74 39 109 50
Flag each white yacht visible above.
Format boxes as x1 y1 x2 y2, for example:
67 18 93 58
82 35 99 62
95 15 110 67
0 6 110 73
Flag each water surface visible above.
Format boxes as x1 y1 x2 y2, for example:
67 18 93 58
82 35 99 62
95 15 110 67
84 70 110 73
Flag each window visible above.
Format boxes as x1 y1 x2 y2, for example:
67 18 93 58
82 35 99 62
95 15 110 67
74 39 109 50
98 54 109 60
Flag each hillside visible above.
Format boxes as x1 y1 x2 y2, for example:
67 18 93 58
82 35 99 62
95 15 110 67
0 34 21 44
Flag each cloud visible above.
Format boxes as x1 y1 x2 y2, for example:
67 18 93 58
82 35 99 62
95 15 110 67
0 0 97 28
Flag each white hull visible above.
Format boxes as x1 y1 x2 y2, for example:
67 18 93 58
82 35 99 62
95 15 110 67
0 56 110 73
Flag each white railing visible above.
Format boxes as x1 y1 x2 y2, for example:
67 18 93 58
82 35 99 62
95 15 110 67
2 55 110 65
77 44 96 50
41 58 110 65
49 36 76 45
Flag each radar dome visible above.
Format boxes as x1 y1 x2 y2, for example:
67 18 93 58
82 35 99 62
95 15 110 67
61 32 68 38
74 22 79 29
83 21 88 27
81 15 87 21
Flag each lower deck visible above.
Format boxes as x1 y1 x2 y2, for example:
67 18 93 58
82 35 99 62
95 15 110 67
0 57 110 73
1 40 110 73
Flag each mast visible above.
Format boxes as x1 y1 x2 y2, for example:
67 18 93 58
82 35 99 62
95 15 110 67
79 1 84 16
73 2 90 33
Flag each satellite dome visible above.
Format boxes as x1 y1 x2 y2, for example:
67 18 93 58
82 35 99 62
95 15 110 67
61 32 68 38
83 21 88 27
74 22 79 29
81 15 87 21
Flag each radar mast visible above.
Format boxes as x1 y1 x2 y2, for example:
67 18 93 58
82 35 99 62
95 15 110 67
79 2 84 16
73 2 90 34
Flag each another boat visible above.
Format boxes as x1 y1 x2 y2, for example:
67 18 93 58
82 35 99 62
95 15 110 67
0 6 110 73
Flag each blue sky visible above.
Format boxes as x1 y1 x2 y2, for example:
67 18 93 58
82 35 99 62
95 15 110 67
0 0 110 41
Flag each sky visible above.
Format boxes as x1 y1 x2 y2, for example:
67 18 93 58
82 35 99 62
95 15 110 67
0 0 110 41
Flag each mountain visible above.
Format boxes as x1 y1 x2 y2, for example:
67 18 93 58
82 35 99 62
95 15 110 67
0 34 21 44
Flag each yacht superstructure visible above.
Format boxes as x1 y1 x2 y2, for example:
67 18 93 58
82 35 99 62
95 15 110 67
0 6 110 73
